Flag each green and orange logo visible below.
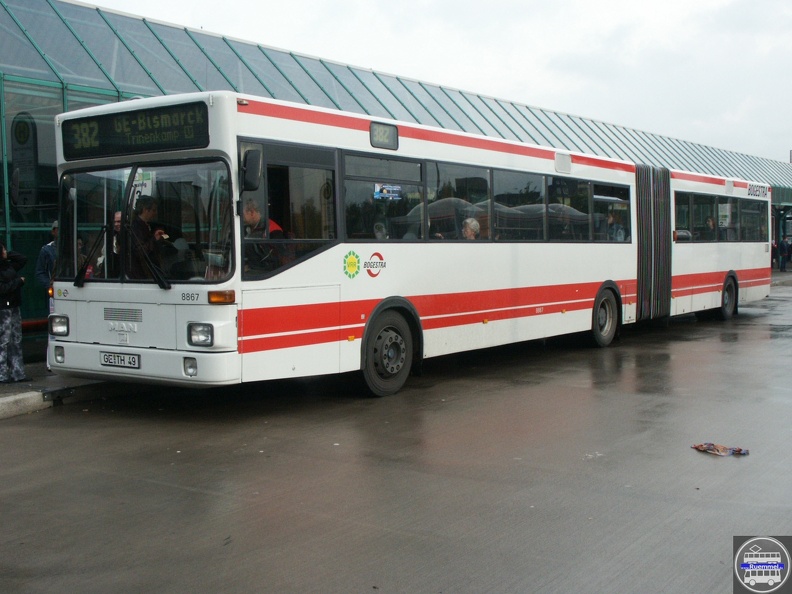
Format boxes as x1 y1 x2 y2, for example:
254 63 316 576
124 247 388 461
343 251 360 279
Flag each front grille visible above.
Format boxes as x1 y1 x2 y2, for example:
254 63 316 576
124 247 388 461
104 308 143 322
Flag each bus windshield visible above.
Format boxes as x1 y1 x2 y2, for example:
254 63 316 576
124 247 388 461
56 160 233 285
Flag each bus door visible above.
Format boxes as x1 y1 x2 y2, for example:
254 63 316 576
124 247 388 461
635 165 672 321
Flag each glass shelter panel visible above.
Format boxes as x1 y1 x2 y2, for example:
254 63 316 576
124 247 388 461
442 89 500 137
148 24 232 92
375 74 439 127
421 86 481 134
322 62 392 118
100 12 199 94
4 82 62 226
226 41 296 101
261 49 336 109
462 93 518 140
293 56 364 113
188 31 270 96
0 6 59 81
56 2 161 96
4 0 113 89
348 68 416 122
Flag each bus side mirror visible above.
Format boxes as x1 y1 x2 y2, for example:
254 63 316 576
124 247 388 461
242 149 262 192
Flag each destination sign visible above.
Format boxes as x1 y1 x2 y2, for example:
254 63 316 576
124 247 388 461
62 101 210 161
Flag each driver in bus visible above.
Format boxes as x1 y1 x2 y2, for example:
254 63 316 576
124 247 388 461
129 196 167 279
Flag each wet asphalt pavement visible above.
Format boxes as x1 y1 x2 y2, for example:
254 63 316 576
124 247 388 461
2 287 792 593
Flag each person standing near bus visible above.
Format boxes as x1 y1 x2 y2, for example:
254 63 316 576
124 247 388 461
780 236 789 272
35 220 58 294
0 241 29 383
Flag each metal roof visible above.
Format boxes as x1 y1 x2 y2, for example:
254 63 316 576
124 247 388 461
4 0 792 198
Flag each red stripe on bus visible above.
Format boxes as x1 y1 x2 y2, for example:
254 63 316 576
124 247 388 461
238 280 638 353
571 154 636 173
671 268 770 298
238 100 370 132
400 126 555 161
238 299 379 336
670 171 727 186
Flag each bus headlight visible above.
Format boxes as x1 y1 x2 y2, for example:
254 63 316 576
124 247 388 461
188 323 214 346
49 315 70 336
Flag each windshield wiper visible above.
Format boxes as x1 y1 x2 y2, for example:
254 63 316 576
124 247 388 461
74 223 108 287
127 222 171 290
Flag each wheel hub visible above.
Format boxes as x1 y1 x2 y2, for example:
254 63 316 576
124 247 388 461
375 329 405 377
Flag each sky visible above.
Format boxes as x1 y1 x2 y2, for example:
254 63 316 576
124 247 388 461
84 0 792 163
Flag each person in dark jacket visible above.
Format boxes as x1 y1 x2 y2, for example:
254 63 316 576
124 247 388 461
0 241 28 382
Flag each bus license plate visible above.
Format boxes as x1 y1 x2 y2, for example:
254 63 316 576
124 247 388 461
100 352 140 369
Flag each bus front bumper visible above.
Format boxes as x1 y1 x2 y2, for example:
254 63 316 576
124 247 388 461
48 342 241 388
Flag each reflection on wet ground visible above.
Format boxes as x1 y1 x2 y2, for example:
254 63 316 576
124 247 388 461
2 288 792 593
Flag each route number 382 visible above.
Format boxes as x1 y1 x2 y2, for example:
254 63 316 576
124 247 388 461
70 121 99 149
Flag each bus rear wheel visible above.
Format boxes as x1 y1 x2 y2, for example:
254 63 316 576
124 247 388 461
717 278 736 320
592 289 618 347
362 311 413 397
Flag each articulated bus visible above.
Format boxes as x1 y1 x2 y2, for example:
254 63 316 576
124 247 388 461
49 91 771 395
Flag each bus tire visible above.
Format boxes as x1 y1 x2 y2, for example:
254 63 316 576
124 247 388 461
591 289 618 347
362 311 413 397
717 278 736 320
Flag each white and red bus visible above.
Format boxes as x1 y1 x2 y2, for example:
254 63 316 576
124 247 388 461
49 91 771 395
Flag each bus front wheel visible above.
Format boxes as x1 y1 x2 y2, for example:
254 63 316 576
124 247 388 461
592 289 618 347
362 311 413 397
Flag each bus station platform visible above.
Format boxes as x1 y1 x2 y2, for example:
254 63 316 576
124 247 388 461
2 268 792 421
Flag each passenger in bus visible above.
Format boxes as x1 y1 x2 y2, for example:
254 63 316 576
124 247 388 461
242 198 284 272
607 212 625 242
703 216 718 241
462 218 480 240
95 211 122 278
242 198 283 239
129 196 166 279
